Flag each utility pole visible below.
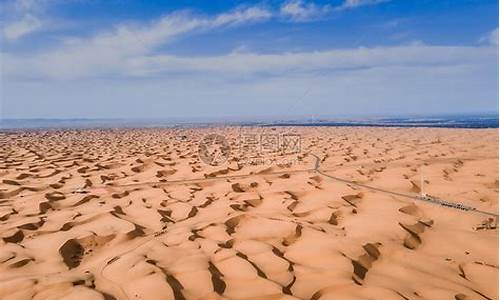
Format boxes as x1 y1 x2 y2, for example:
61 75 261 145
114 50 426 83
420 171 425 198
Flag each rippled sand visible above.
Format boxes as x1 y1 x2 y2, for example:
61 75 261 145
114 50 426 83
0 127 497 300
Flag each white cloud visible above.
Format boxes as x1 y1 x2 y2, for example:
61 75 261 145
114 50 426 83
212 6 271 26
2 6 272 79
337 0 389 10
479 28 498 46
2 14 42 41
14 0 42 11
127 45 496 78
280 0 331 21
279 0 388 21
3 42 496 81
1 0 51 42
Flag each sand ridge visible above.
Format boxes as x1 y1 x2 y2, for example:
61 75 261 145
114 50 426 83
0 127 497 300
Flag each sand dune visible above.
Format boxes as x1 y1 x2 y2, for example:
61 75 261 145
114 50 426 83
0 127 497 299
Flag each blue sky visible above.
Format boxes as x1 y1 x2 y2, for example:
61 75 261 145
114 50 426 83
1 0 498 119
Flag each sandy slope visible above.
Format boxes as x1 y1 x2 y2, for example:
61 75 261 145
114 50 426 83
0 127 497 300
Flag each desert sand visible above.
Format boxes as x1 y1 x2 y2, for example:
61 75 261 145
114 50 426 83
0 126 497 300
